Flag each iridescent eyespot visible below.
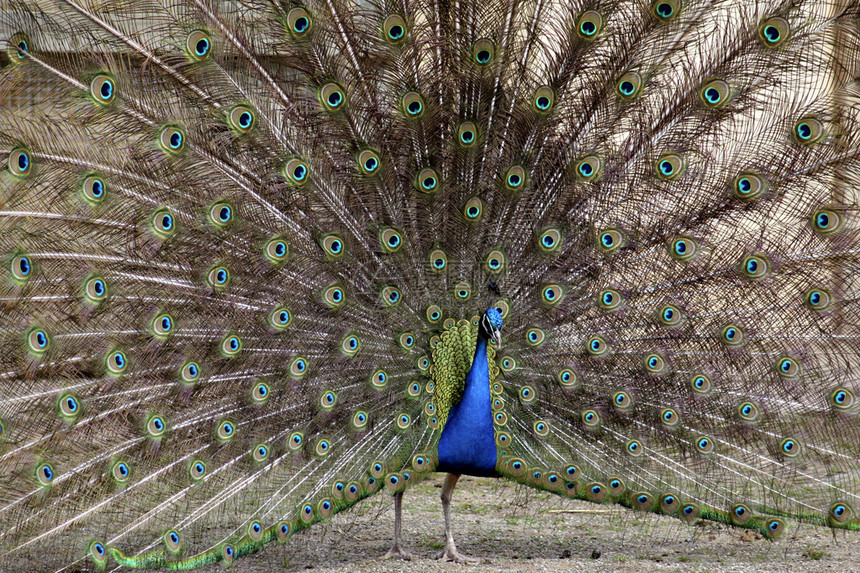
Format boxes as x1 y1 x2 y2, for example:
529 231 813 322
541 284 563 305
396 413 411 429
208 202 233 227
454 282 471 301
765 519 786 539
539 228 562 252
500 356 516 372
146 415 166 438
290 356 308 377
721 324 744 346
381 285 402 307
494 411 508 425
598 228 625 253
733 172 767 200
660 493 680 513
251 383 269 403
415 167 440 193
248 520 264 541
7 33 30 63
37 463 54 485
458 121 478 147
383 14 407 43
776 357 800 378
284 158 309 185
151 208 176 238
320 234 345 258
357 149 381 175
656 153 685 180
558 369 577 387
794 117 825 144
426 304 443 322
152 313 174 338
759 16 789 48
402 92 425 118
495 431 511 446
472 38 494 65
607 478 625 496
165 530 181 552
585 482 607 502
681 503 700 520
616 71 643 99
462 196 483 221
378 228 403 253
341 333 361 356
582 410 600 428
829 503 853 525
398 332 415 350
520 386 536 403
659 304 682 326
504 166 526 190
228 106 255 132
106 350 128 375
252 444 270 462
288 431 304 450
805 288 831 311
587 335 608 356
221 544 235 565
533 86 555 113
111 460 131 483
322 284 346 308
653 0 680 21
576 155 602 181
58 394 80 419
8 147 31 177
598 289 622 310
189 460 206 480
10 254 32 282
180 361 200 384
484 250 506 273
533 420 549 436
90 75 115 105
320 391 337 410
320 83 346 111
81 175 106 204
645 353 666 374
731 503 751 524
186 30 211 60
27 328 50 355
613 391 632 410
371 369 388 389
780 437 801 458
407 382 421 397
216 419 235 441
269 306 292 330
83 275 108 303
525 327 545 347
812 209 842 234
741 255 769 279
287 7 312 37
158 126 185 153
695 435 715 454
494 300 510 318
670 237 697 260
690 374 712 395
576 10 603 39
315 438 331 456
700 79 730 108
633 492 653 509
738 401 759 422
830 387 855 410
221 334 242 357
660 408 679 427
317 498 334 517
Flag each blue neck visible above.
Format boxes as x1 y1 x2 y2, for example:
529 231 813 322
436 336 497 476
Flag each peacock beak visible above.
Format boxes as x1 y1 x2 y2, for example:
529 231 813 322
491 330 502 350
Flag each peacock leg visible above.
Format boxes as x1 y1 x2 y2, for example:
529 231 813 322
438 473 478 564
383 490 414 560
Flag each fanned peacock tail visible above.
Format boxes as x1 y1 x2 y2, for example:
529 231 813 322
1 0 859 569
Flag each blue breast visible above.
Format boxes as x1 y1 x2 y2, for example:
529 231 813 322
437 338 497 476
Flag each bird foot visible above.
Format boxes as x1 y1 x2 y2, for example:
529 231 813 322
438 542 478 564
383 543 414 561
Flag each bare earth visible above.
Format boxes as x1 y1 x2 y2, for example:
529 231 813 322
189 475 859 573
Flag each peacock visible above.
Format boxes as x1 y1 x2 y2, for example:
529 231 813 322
1 0 859 570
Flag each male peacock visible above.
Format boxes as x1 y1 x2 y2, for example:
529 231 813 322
1 0 859 570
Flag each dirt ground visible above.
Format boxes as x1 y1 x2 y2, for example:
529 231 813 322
188 475 860 573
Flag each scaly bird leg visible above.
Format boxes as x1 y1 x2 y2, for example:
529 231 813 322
383 490 414 560
438 473 478 564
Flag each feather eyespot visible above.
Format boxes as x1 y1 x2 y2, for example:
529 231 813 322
690 374 712 395
320 391 337 410
357 149 381 175
741 254 770 279
540 284 563 305
485 250 506 273
83 275 107 304
738 401 759 422
289 357 308 377
146 415 166 438
830 387 855 410
659 304 682 326
633 492 653 510
287 8 312 37
27 327 50 355
598 289 622 310
656 153 685 180
520 386 536 403
525 327 545 346
322 285 346 308
472 39 494 65
277 522 292 542
830 503 853 525
458 121 478 147
558 368 577 387
616 71 643 99
794 117 825 144
533 420 549 436
401 92 425 118
504 165 526 190
317 498 334 517
221 335 242 357
81 175 107 204
151 208 176 238
759 16 789 48
626 440 644 457
379 228 403 253
208 202 233 227
320 83 346 111
415 167 440 193
701 79 731 108
288 431 304 450
158 126 185 153
7 33 30 63
585 482 607 502
381 285 402 307
587 335 608 356
660 493 680 513
804 288 831 311
533 86 555 113
341 333 361 356
90 75 115 105
598 228 626 253
284 158 309 185
10 254 32 282
58 394 80 419
538 228 562 252
576 155 602 181
454 282 472 301
669 237 698 260
370 369 388 389
186 30 211 60
576 10 603 39
645 353 666 374
269 306 292 331
216 420 235 441
248 520 264 541
731 503 751 524
106 350 128 375
653 0 680 21
180 361 200 384
111 460 131 483
500 356 517 372
776 357 800 378
228 106 255 132
383 15 407 43
151 312 174 339
37 463 54 485
733 173 767 200
681 503 700 521
164 530 181 552
426 304 443 323
780 437 801 458
8 147 31 178
765 519 786 539
694 435 715 454
251 383 269 404
396 414 411 429
720 324 745 346
613 391 632 410
812 209 842 234
661 408 680 427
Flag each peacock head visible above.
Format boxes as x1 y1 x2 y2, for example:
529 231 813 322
481 308 503 349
